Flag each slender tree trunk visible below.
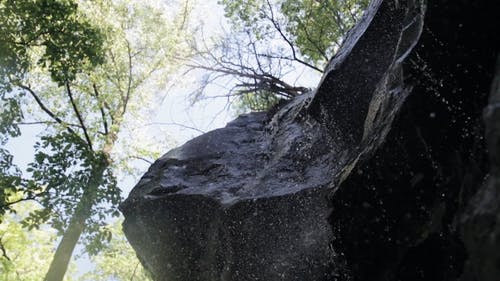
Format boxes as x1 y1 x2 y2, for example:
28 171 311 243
43 210 87 281
44 163 107 281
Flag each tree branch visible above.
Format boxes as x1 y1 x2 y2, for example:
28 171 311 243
298 18 332 61
187 63 307 98
107 49 126 102
178 0 190 30
146 122 206 134
0 195 43 209
0 237 11 261
264 0 323 73
66 82 93 150
123 39 133 116
92 84 109 135
13 121 106 135
130 261 140 281
14 121 78 127
17 84 76 135
129 155 154 165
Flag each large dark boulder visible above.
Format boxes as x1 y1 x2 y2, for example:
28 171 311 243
327 1 500 280
120 0 500 280
459 56 500 281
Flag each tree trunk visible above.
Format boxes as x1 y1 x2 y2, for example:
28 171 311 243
44 163 107 281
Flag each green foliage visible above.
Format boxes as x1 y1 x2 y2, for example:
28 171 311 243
0 0 105 85
0 0 106 219
0 96 22 218
234 91 282 114
0 97 22 140
0 148 22 221
220 0 264 29
22 132 120 251
281 0 369 64
0 202 76 281
1 0 188 226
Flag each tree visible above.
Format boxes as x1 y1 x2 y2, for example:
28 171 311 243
0 0 192 280
0 0 105 219
189 0 368 111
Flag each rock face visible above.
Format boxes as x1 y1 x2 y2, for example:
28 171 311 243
327 1 500 280
460 57 500 281
121 0 500 280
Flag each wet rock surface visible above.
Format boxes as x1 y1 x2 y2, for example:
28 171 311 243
121 0 500 280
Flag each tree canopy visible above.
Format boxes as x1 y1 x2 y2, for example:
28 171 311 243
0 0 106 220
0 0 105 87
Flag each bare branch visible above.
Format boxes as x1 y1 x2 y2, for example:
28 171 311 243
184 10 314 109
145 122 206 134
129 262 141 281
13 121 105 135
129 156 154 165
186 63 308 98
